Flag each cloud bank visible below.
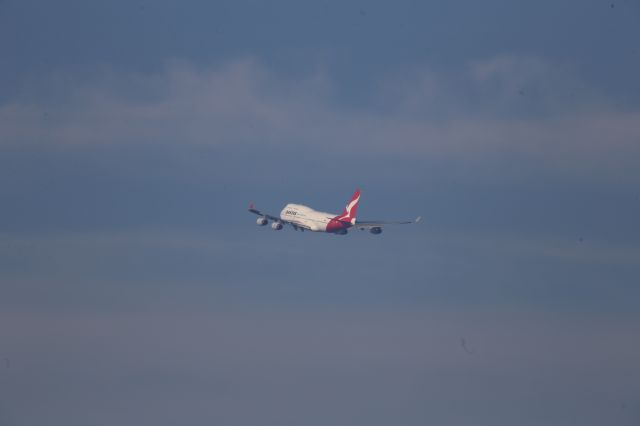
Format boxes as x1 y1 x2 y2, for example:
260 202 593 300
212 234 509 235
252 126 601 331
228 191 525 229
2 56 639 186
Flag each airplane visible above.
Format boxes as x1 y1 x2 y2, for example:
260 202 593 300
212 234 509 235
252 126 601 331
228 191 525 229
248 189 420 235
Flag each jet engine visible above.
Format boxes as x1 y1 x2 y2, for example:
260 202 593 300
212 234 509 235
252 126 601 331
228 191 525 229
256 217 268 226
271 222 283 230
370 227 382 235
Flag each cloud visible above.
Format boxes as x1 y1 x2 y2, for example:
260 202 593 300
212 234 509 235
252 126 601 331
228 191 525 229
1 306 639 426
1 55 639 185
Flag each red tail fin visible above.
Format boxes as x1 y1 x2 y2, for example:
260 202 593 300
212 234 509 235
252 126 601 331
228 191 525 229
336 189 360 224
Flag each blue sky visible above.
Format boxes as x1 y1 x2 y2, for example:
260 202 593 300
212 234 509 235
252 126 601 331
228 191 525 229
1 1 640 425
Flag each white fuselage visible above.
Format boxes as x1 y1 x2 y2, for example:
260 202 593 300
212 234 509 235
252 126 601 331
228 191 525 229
280 204 337 232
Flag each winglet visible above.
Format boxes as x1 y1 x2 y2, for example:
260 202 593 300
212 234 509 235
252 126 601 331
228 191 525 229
249 202 261 214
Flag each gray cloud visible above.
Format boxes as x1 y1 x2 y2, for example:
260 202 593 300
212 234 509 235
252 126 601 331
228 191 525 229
2 45 640 426
1 307 639 426
2 56 639 186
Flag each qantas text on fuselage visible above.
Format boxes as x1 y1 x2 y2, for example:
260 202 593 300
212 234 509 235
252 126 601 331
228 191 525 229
248 189 420 235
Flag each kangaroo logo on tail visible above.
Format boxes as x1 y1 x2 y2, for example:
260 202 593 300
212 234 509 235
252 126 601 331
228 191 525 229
336 189 360 224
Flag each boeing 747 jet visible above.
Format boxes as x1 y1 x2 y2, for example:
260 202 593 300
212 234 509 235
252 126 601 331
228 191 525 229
248 189 420 235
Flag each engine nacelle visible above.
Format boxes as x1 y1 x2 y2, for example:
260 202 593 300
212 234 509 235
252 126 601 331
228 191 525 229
271 222 283 230
256 217 268 226
370 227 382 235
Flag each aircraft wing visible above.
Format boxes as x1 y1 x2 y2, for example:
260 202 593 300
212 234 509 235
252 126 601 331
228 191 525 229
353 216 421 230
248 203 281 222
